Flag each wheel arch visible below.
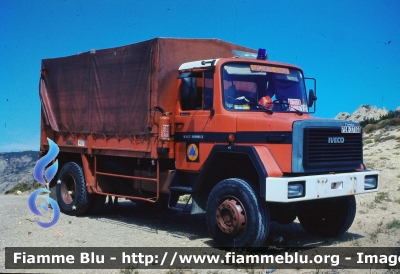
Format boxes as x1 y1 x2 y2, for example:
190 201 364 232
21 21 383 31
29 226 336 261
194 145 269 197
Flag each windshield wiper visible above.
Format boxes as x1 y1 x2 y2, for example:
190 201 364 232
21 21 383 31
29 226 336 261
246 103 273 114
254 104 273 114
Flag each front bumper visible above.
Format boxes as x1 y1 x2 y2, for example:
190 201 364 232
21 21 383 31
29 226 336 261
264 170 379 202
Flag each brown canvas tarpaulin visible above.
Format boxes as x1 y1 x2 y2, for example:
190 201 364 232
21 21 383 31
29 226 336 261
40 38 255 135
40 39 153 135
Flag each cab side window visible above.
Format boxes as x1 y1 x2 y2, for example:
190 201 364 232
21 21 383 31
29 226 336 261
180 71 214 111
203 71 213 110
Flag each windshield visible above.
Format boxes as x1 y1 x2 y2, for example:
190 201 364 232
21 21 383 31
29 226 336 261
222 63 308 112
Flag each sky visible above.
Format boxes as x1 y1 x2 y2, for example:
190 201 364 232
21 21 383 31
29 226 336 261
1 0 399 152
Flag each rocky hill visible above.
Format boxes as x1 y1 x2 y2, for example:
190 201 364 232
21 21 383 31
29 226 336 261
335 104 400 122
0 151 39 193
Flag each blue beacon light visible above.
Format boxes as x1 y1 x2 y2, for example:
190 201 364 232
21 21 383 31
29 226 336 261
257 48 267 60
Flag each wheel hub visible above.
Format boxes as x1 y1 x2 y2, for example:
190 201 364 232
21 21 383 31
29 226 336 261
61 174 76 204
216 196 246 235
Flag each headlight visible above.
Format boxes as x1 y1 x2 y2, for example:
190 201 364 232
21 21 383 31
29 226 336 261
288 182 305 198
364 175 378 190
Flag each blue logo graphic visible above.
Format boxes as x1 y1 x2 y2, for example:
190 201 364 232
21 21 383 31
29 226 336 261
33 138 59 185
28 188 60 228
29 138 60 228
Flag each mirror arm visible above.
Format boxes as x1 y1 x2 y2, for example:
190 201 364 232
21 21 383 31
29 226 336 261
210 108 215 117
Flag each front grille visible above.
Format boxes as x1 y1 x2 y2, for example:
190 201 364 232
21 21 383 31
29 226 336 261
303 127 362 168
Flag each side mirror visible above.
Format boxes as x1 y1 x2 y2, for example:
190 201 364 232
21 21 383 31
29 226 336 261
307 89 317 108
305 77 317 113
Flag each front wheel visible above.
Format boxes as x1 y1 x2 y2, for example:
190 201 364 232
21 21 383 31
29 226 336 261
56 162 90 216
297 195 356 237
206 178 270 247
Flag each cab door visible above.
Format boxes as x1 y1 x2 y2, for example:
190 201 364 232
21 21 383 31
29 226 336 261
174 71 215 171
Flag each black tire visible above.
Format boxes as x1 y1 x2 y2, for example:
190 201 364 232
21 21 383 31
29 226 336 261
297 195 356 237
56 162 89 216
206 178 270 247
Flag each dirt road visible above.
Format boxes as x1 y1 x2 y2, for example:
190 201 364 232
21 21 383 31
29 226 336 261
0 189 398 274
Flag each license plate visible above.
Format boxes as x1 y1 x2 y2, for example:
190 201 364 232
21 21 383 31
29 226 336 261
341 125 361 133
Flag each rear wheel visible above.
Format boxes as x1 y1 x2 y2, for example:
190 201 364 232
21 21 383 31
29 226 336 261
56 162 89 216
297 195 356 237
206 178 270 247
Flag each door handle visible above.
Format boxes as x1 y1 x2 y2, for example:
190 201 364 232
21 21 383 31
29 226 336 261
175 122 184 127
